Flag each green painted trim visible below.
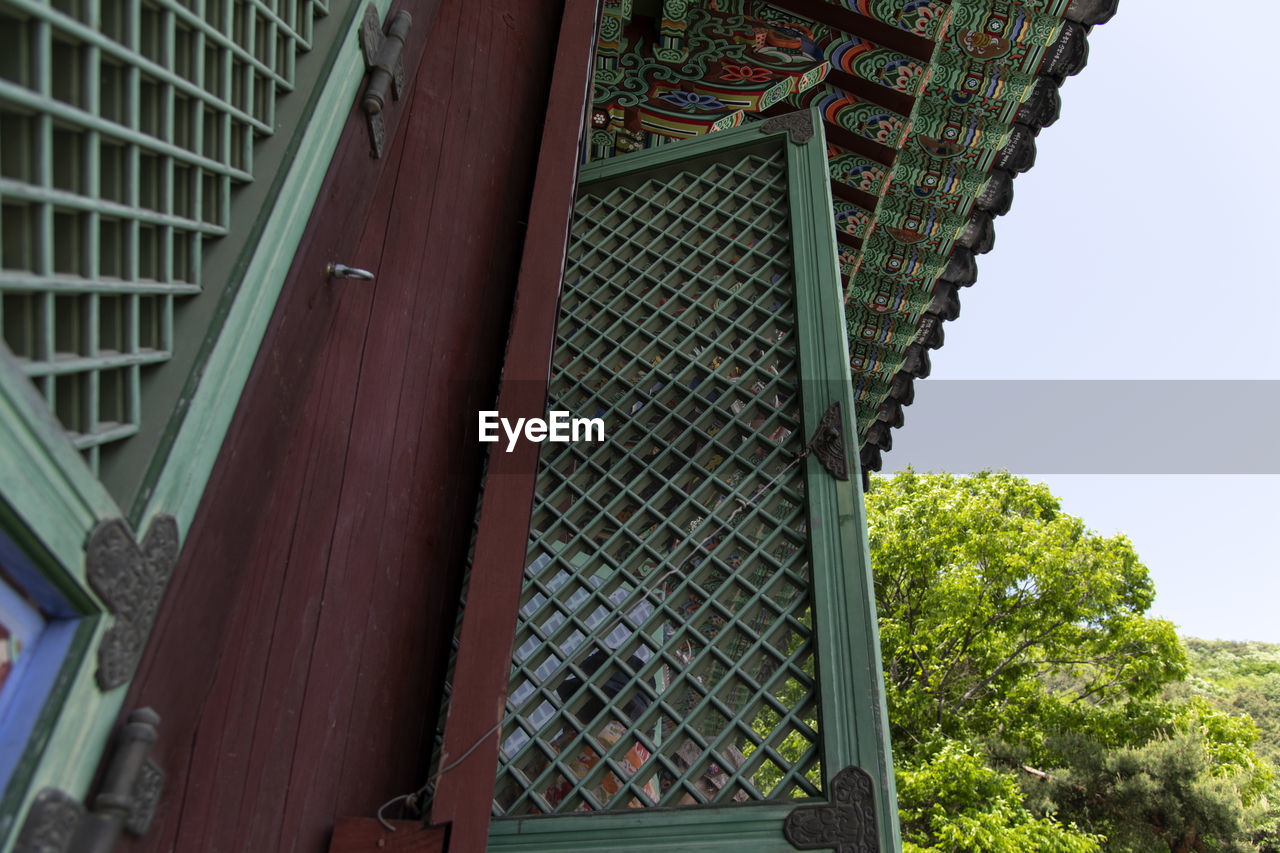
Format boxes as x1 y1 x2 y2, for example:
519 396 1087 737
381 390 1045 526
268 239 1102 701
0 348 117 589
1 4 382 846
0 617 120 853
785 112 900 853
0 351 123 853
490 803 797 851
0 498 95 619
577 119 782 185
132 0 388 533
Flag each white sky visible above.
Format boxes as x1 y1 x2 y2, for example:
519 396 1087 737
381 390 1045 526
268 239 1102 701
880 5 1280 643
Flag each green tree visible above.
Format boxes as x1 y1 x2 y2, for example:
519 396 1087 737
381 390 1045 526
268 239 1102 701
1024 699 1273 852
1181 639 1280 766
867 471 1185 751
866 471 1272 852
897 741 1102 853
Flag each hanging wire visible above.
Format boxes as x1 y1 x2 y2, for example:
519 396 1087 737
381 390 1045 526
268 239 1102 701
376 719 505 831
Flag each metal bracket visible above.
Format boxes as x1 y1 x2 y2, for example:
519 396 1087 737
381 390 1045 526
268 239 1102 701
86 516 180 691
806 401 850 481
359 4 412 158
13 789 83 853
760 110 815 145
13 710 164 852
783 765 879 853
125 758 165 837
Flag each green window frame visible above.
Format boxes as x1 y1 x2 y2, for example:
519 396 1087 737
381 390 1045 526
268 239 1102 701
483 112 901 852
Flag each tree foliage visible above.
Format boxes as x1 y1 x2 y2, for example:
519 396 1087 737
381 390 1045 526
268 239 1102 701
869 471 1185 747
1181 639 1280 767
897 741 1102 853
1027 700 1272 853
866 471 1275 852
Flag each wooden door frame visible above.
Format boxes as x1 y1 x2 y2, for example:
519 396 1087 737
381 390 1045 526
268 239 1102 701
426 0 599 849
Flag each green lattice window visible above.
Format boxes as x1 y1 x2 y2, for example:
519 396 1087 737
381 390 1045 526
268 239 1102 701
497 151 821 813
487 115 899 851
0 0 329 476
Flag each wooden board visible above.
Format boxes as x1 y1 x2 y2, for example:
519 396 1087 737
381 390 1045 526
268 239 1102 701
328 819 446 853
426 0 598 850
113 1 564 850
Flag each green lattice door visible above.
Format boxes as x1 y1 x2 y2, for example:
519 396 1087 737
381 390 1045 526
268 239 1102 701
487 112 900 852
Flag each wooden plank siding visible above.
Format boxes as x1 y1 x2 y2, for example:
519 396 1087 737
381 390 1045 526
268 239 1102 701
112 1 565 850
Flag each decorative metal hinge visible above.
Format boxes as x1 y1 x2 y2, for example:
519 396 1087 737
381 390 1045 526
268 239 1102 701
13 709 164 853
13 789 82 853
359 4 412 158
784 765 879 853
760 110 815 145
86 515 180 691
806 402 850 481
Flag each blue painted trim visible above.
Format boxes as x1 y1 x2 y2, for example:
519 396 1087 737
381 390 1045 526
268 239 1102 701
0 520 78 620
0 525 87 800
0 617 78 790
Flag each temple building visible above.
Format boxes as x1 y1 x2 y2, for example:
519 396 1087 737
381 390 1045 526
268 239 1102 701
0 0 1113 850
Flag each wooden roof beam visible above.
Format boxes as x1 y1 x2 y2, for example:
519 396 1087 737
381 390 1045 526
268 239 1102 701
831 176 878 212
826 68 914 118
764 0 937 62
760 103 897 166
836 229 864 253
822 117 897 166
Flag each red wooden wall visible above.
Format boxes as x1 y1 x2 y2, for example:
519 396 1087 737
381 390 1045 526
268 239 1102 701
114 1 564 849
427 0 597 848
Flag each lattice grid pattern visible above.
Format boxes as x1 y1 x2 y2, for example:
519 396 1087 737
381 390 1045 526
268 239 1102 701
493 151 824 817
0 0 326 470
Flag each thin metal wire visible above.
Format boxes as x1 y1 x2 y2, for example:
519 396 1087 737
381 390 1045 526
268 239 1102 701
376 719 506 830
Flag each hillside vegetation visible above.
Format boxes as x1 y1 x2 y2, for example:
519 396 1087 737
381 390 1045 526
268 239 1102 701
867 472 1279 852
1180 639 1280 767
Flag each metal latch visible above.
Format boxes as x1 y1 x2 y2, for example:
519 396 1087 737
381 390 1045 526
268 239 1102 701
359 3 412 158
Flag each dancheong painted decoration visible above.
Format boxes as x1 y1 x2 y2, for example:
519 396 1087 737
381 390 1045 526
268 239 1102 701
584 0 1112 471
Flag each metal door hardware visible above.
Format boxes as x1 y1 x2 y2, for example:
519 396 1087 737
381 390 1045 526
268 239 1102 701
327 263 376 280
359 4 412 158
784 765 878 852
807 401 850 481
14 709 164 852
